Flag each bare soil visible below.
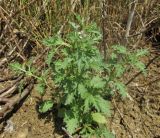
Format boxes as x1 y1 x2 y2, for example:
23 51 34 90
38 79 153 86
110 54 160 138
0 87 62 138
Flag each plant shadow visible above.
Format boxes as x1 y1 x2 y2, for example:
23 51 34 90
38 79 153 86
35 99 67 137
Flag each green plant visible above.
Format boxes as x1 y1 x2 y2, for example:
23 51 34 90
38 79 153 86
10 16 148 137
42 16 148 137
43 19 113 137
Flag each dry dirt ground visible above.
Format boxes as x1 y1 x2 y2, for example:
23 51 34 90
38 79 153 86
110 54 160 138
0 54 160 138
0 85 63 138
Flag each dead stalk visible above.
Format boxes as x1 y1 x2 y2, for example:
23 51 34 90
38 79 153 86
125 0 137 39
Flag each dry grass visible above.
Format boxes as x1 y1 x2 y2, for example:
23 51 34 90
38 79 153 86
1 0 159 52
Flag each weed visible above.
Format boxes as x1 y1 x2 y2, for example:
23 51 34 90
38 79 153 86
10 16 148 137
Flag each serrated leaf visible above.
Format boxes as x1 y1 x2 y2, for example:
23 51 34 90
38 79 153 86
55 58 72 71
84 98 90 112
78 84 87 98
111 53 117 59
84 93 95 112
112 45 127 54
75 14 84 26
46 50 55 66
65 93 74 105
92 112 106 124
43 36 70 47
114 64 125 77
95 95 111 115
61 49 68 56
95 127 115 138
134 61 145 71
9 62 24 73
39 100 53 113
89 57 103 71
115 81 127 97
136 49 148 57
36 83 46 96
90 76 105 89
30 67 37 74
65 117 79 134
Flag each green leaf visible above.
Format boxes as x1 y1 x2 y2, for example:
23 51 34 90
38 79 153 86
39 100 53 113
83 93 95 112
101 130 115 138
91 112 106 124
46 50 55 66
84 98 90 112
136 49 148 57
30 67 37 74
75 14 84 26
112 45 127 54
89 56 103 71
95 127 115 138
78 84 87 98
9 62 24 73
69 21 80 30
114 64 125 77
115 81 127 97
90 76 105 89
55 58 72 71
134 61 145 71
95 95 111 115
65 93 74 105
77 59 82 73
65 117 79 134
111 53 117 60
43 36 70 47
36 83 46 96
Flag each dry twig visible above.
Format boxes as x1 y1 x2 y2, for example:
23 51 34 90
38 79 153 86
0 80 34 121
